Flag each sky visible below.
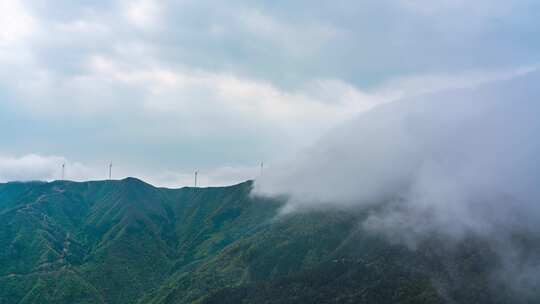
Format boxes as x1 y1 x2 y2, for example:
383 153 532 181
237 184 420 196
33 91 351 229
1 0 540 187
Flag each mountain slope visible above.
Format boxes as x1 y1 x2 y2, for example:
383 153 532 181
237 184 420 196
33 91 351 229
0 179 536 303
0 179 278 304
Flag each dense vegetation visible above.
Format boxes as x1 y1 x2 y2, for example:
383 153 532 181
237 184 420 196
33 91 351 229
0 178 535 303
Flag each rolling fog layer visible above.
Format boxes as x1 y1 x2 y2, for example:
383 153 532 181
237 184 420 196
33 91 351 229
257 71 540 294
259 70 540 239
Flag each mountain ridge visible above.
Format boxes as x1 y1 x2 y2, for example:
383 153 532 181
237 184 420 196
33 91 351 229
0 176 253 191
0 178 537 303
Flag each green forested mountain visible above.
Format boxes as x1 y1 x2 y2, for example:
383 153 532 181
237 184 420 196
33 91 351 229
0 179 535 303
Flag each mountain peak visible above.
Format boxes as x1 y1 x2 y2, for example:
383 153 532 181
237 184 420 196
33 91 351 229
121 176 148 185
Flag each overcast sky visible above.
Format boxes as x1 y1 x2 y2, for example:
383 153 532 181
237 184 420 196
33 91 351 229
1 0 539 187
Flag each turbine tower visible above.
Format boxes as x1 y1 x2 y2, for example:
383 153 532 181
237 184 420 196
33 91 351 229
108 162 112 180
194 170 198 187
61 163 65 180
257 161 264 193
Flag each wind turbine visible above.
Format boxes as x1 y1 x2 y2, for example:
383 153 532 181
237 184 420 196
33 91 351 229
194 170 198 187
61 163 65 180
108 162 113 180
256 161 264 193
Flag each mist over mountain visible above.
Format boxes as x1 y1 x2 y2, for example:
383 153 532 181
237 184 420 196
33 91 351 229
257 70 540 295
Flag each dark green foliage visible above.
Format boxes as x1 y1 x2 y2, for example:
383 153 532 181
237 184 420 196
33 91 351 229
0 179 535 303
0 179 280 303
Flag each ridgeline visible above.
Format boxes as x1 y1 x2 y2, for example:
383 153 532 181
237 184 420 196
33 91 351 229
0 178 534 303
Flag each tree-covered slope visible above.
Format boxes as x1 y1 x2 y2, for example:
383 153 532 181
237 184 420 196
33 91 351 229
0 179 536 303
0 179 278 304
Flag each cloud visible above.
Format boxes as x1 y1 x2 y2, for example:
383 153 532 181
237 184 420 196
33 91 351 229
258 69 540 239
123 0 163 29
1 42 532 182
4 50 388 158
0 154 91 182
1 0 540 186
0 0 35 45
256 69 540 296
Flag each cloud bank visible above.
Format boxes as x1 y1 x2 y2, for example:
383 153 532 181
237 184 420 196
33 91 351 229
258 70 540 240
256 70 540 297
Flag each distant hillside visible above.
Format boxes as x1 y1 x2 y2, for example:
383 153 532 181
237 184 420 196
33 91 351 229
0 178 536 303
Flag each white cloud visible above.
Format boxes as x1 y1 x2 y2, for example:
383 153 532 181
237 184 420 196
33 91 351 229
254 70 540 294
34 52 533 123
0 0 35 45
0 154 93 182
6 45 534 161
257 70 540 243
8 52 387 149
1 0 539 189
123 0 162 29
